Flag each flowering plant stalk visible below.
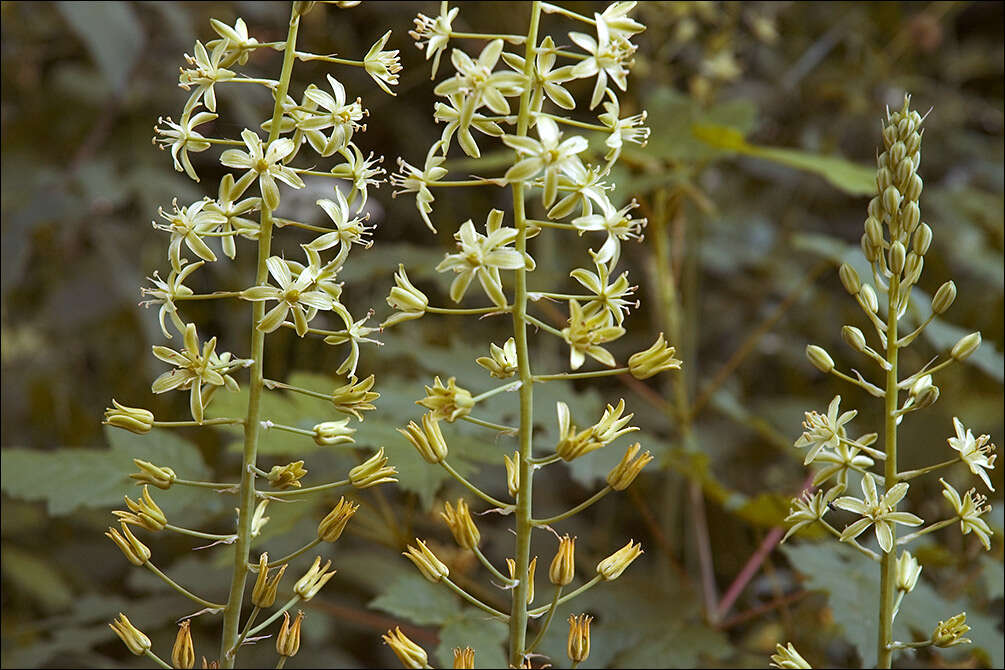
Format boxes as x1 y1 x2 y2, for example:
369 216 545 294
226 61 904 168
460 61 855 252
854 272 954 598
102 3 401 667
776 95 997 669
381 2 680 667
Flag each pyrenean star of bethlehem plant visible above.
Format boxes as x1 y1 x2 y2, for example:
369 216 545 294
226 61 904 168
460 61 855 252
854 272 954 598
773 95 998 670
379 2 681 668
102 2 401 667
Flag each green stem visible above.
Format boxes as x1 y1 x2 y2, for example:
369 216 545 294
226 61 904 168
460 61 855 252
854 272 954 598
540 2 595 24
509 5 542 664
145 562 225 610
524 314 565 338
450 30 526 44
440 460 513 510
471 381 523 403
459 414 518 433
226 606 261 659
164 524 236 542
220 9 301 668
534 368 628 382
817 520 881 561
897 457 960 481
888 639 933 650
264 421 315 438
275 656 287 669
878 273 901 669
264 378 330 402
473 545 515 586
525 219 578 230
174 478 239 492
152 418 243 427
427 304 510 315
266 538 322 567
144 650 173 670
442 577 509 620
262 478 351 499
525 586 562 653
535 112 606 132
172 291 244 300
248 596 300 637
896 518 956 545
534 487 612 526
528 575 602 616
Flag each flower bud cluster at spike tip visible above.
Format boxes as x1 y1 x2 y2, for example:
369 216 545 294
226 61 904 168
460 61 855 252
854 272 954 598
549 534 577 586
318 497 359 542
276 610 304 658
173 620 196 670
382 627 428 669
110 613 151 656
441 499 480 549
349 448 398 488
294 556 336 600
403 539 449 583
312 419 356 446
252 553 286 608
104 400 155 434
399 413 449 464
596 540 643 580
628 333 682 379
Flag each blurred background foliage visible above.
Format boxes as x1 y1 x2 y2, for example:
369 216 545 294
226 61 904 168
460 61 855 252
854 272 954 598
1 1 1002 668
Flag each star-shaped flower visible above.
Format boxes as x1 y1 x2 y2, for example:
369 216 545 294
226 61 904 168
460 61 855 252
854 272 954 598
151 322 241 423
572 197 646 265
941 478 994 551
503 117 588 207
241 256 332 336
153 112 217 182
220 129 304 211
947 417 997 491
782 484 845 543
793 396 858 466
833 474 922 553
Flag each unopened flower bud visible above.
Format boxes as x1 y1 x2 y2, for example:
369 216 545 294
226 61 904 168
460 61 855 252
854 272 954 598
294 556 336 600
173 620 196 670
399 414 448 464
441 499 480 549
349 448 398 488
130 459 176 490
905 173 923 201
549 535 576 586
383 627 427 669
864 216 884 248
882 185 902 217
567 614 593 663
105 523 151 566
383 264 429 328
950 332 981 361
109 613 151 656
596 540 643 580
838 264 861 295
895 551 922 593
889 141 907 164
104 400 155 434
115 485 167 531
403 539 449 582
876 167 893 191
769 642 811 669
889 241 906 274
313 419 356 447
607 443 653 490
252 553 286 608
931 281 956 314
882 125 898 149
267 461 308 489
476 338 518 379
417 376 474 422
318 497 359 542
276 610 304 658
504 451 520 497
806 345 834 373
868 196 882 221
895 157 914 190
859 284 879 314
628 333 683 379
909 375 939 410
841 326 868 353
861 234 879 263
932 612 971 648
453 646 475 669
903 204 922 239
904 252 923 285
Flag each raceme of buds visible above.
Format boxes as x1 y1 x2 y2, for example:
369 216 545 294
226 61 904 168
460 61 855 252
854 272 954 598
110 613 151 656
607 443 653 490
130 459 177 489
318 497 359 542
399 413 449 464
596 540 643 580
932 612 971 648
382 627 428 669
267 461 308 489
312 419 356 446
453 646 475 669
628 333 682 379
403 539 449 583
549 535 576 586
173 620 196 670
567 614 593 664
115 486 168 531
349 448 398 488
252 553 286 608
294 556 336 600
950 332 981 361
104 400 155 434
106 523 151 566
276 610 304 658
441 499 480 549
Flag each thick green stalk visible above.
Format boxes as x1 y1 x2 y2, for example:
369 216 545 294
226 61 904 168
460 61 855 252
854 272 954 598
508 3 542 665
220 9 301 666
877 272 900 669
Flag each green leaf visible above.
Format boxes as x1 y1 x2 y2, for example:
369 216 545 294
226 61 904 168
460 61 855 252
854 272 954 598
1 426 210 517
740 144 875 196
0 544 74 612
435 611 508 669
781 542 1004 667
56 2 143 94
644 87 758 163
369 573 463 626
